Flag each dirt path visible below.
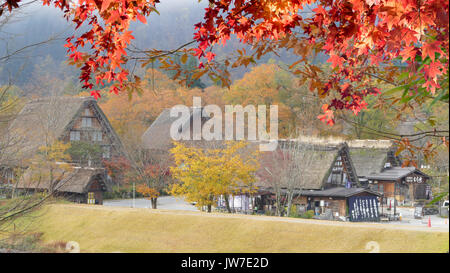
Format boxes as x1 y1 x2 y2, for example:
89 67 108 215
53 204 449 233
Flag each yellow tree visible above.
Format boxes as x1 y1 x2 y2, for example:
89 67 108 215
27 141 72 193
170 141 259 213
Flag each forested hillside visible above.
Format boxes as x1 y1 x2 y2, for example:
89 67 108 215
0 0 323 92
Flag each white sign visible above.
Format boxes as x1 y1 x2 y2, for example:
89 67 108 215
405 176 423 183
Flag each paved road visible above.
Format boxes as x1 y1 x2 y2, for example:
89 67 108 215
104 196 198 211
387 207 449 229
104 197 448 229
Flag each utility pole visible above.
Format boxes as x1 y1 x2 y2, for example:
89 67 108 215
132 182 135 208
394 182 397 219
438 178 441 216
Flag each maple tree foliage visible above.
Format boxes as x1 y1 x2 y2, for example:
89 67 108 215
192 0 449 122
1 0 161 99
1 1 447 117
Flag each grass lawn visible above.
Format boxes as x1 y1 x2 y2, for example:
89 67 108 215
13 204 449 253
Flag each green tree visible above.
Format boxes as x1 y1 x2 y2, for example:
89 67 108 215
66 141 102 165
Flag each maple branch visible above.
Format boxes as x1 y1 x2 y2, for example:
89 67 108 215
337 114 449 142
362 71 449 104
128 40 196 60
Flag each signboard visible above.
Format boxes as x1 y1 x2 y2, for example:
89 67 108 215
348 196 380 222
405 175 424 183
414 206 423 219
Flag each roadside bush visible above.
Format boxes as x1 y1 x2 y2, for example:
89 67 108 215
264 210 275 216
103 185 144 200
0 232 67 253
288 205 300 218
300 210 315 219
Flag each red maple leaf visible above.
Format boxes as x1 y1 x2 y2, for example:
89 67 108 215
424 61 444 80
206 52 216 62
100 0 113 13
399 45 417 62
137 13 147 24
422 41 444 62
90 90 101 100
327 54 344 68
317 104 335 126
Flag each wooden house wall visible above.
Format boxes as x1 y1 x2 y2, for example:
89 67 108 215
87 178 105 205
294 192 379 217
372 179 428 204
381 181 395 198
293 195 346 216
324 148 357 189
61 104 121 164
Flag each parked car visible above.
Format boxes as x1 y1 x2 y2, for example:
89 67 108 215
443 200 449 208
442 200 449 217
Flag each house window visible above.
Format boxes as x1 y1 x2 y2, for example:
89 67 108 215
84 108 91 116
82 117 92 127
92 131 102 141
70 131 80 141
102 146 111 159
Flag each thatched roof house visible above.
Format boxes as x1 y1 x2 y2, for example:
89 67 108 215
17 167 107 193
256 140 359 191
348 140 431 204
17 166 109 204
5 96 125 166
2 96 126 204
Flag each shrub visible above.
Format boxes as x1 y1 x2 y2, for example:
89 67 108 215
0 232 70 253
288 205 300 218
103 185 144 200
300 210 315 219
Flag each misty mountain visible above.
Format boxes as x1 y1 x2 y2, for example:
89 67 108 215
0 1 323 93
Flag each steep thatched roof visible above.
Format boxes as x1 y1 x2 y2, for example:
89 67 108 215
347 140 400 178
17 167 108 194
5 97 88 164
4 96 124 166
257 141 344 190
349 148 390 177
141 107 205 150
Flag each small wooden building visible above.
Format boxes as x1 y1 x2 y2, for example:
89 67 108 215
17 167 109 204
348 140 431 206
366 167 431 205
293 187 381 221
